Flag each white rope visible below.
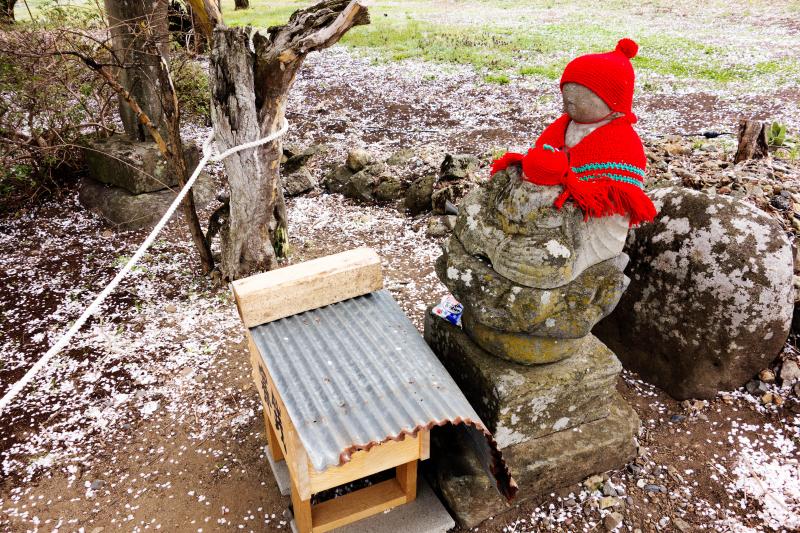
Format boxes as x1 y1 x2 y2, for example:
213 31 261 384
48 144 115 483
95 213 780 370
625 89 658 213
0 118 290 415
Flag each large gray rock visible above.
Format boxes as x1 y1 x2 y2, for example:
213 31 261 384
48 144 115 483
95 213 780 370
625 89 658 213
282 167 317 197
83 135 199 194
438 236 629 338
440 153 479 181
428 394 638 528
455 166 629 289
595 187 794 400
424 312 621 443
405 174 436 215
78 173 215 231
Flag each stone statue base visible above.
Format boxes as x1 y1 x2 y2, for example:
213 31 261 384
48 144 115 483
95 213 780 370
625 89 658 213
423 312 639 528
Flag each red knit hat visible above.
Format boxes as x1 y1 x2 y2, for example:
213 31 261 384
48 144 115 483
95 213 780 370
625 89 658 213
560 38 639 122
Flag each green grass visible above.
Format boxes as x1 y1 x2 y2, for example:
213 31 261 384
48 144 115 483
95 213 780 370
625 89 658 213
15 0 800 87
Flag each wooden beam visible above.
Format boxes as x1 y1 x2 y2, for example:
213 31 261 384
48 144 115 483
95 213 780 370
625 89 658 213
308 434 420 494
396 460 418 503
266 418 284 462
311 478 408 532
232 247 383 328
291 478 313 533
419 429 431 461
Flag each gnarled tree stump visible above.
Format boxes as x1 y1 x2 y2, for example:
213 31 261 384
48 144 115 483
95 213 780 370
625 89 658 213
734 119 769 164
211 0 369 281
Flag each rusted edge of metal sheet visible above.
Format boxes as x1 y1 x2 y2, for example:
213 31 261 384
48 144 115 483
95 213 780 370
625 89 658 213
331 418 517 501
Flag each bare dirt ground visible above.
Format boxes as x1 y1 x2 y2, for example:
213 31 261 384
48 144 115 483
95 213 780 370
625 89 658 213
2 40 800 533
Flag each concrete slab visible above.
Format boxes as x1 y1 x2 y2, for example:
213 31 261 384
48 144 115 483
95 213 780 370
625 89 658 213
266 445 291 496
289 479 454 533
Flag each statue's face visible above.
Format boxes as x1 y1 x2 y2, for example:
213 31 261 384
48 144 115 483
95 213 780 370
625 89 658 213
562 82 611 123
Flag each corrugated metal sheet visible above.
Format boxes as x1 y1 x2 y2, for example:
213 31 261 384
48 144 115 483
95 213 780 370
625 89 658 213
250 289 516 499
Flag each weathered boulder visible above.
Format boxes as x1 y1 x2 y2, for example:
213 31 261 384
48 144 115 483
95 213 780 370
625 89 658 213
83 135 200 194
440 153 479 181
595 187 794 400
345 148 374 172
438 236 629 339
405 174 436 215
323 165 354 194
386 148 415 166
432 181 472 214
455 166 629 289
282 167 317 196
78 173 215 231
282 143 328 174
425 312 621 441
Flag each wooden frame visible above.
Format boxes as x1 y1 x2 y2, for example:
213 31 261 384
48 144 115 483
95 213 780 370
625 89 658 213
235 248 430 533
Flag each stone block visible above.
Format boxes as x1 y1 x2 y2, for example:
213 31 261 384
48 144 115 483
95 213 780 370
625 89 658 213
84 135 200 194
428 394 639 528
78 172 215 231
424 310 621 444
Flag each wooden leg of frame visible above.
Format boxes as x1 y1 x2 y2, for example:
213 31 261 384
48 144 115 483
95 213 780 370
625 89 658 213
396 460 418 503
291 478 313 533
265 413 284 462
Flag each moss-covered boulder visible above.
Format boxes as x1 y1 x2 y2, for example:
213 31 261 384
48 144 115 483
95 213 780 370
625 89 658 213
596 186 794 399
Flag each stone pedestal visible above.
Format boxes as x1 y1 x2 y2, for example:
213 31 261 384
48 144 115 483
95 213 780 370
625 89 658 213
80 136 214 230
425 314 638 527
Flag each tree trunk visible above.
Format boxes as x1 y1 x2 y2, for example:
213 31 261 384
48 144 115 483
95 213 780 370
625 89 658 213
234 0 248 9
734 119 769 164
104 0 170 142
210 0 369 281
1 0 16 23
186 0 222 48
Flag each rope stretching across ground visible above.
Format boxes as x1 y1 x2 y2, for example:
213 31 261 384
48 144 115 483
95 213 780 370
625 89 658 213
0 118 290 415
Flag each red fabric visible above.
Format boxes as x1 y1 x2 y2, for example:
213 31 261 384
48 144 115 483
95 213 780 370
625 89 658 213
561 38 639 123
490 114 657 226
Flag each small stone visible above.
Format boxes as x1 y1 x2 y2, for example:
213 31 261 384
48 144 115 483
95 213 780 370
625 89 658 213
644 484 667 494
670 414 685 423
603 512 623 531
346 148 374 172
781 360 800 384
658 517 670 529
602 480 618 496
636 479 646 489
165 304 177 313
102 229 114 238
746 379 768 395
440 153 479 181
759 369 776 383
90 479 104 491
761 392 774 404
673 517 691 532
771 195 792 211
599 496 618 509
774 394 785 406
584 474 605 491
794 383 800 397
564 497 577 507
386 148 414 166
426 216 452 238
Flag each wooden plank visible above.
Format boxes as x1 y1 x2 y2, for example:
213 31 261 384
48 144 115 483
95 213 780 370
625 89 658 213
266 417 284 462
247 332 312 498
291 477 313 533
396 460 418 503
311 478 408 533
419 429 430 461
232 247 383 328
308 435 420 494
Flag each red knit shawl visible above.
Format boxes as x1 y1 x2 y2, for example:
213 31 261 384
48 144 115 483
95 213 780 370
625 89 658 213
532 114 656 226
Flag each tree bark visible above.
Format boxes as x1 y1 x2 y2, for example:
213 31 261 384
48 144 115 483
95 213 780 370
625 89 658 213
1 0 16 23
734 119 769 164
103 0 170 142
186 0 221 42
234 0 248 9
210 0 369 281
